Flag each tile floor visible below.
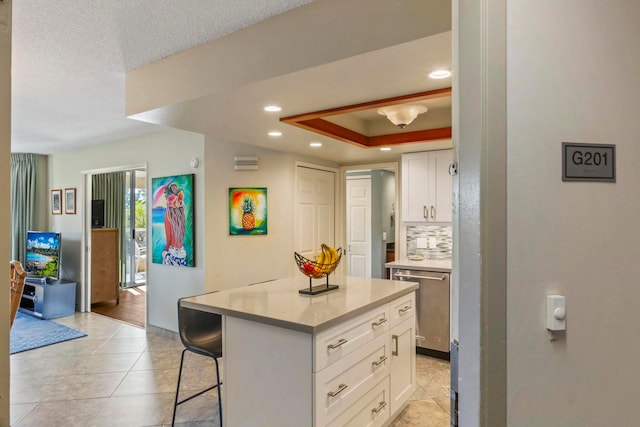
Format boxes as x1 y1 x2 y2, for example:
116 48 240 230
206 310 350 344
10 313 450 426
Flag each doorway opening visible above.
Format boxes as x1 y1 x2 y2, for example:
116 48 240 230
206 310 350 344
124 169 147 289
343 163 397 279
83 164 147 329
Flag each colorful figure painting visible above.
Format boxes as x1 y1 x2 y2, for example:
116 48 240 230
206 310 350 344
229 188 267 235
151 174 194 266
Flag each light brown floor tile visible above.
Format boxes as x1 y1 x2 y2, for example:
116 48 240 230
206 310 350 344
74 352 142 374
13 398 107 427
170 388 220 425
91 392 175 427
92 336 152 354
9 402 36 426
390 399 450 427
112 368 179 396
10 313 450 427
131 349 184 371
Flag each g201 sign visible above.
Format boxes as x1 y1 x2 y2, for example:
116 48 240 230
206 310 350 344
562 142 616 182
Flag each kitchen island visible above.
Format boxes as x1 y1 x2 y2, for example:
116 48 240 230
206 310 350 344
182 275 418 427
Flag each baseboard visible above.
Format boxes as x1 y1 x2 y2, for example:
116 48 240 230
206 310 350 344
417 346 450 361
146 324 180 342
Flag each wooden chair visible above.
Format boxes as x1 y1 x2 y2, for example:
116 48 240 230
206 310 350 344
10 260 27 327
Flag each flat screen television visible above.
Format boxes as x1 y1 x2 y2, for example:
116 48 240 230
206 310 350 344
25 231 61 281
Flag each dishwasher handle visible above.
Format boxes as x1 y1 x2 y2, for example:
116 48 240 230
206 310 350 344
393 272 447 281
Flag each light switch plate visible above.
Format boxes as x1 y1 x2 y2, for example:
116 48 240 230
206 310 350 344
546 295 566 331
416 238 428 249
428 237 438 249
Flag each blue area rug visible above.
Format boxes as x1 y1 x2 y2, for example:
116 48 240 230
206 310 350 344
10 311 87 354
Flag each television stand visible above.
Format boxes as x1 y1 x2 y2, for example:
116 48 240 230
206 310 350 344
19 278 77 319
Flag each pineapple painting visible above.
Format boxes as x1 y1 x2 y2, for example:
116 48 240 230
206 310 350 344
241 196 256 230
229 188 268 235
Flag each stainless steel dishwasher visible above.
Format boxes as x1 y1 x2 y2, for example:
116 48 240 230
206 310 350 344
392 269 450 358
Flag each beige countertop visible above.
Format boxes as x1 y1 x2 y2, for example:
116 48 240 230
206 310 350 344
385 258 452 272
181 275 418 334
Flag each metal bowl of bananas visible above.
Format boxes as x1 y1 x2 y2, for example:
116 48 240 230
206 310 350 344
294 244 342 279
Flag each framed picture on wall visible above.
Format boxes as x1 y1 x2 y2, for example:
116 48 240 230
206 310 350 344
151 174 195 267
229 187 268 235
65 188 76 214
51 189 62 215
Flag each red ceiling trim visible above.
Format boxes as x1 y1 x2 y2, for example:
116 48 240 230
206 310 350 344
280 88 452 147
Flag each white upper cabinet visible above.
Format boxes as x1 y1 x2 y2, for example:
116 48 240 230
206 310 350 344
401 150 453 223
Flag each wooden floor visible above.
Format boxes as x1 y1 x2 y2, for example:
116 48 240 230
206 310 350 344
91 285 146 328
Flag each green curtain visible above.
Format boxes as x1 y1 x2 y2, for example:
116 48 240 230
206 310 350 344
92 172 126 285
11 153 39 263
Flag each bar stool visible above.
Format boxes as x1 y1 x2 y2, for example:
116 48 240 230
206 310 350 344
172 294 223 426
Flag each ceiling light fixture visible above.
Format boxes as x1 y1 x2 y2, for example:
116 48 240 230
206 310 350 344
377 104 428 129
429 69 451 79
309 142 322 148
264 105 282 112
380 147 391 151
268 131 282 137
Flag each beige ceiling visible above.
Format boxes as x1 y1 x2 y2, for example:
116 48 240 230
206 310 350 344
11 0 314 154
12 0 452 165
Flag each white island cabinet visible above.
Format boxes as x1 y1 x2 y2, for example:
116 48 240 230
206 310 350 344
182 276 418 427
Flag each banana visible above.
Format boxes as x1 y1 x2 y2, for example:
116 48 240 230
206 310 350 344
328 246 338 264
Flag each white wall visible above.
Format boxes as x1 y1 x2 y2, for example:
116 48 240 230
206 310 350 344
202 136 338 290
48 128 338 332
507 1 640 425
48 128 205 332
0 1 10 423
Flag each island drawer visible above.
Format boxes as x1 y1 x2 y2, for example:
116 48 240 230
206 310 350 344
315 303 391 371
389 293 416 328
314 333 390 427
325 377 390 427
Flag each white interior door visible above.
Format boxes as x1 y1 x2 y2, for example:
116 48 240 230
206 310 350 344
295 166 335 260
346 177 371 277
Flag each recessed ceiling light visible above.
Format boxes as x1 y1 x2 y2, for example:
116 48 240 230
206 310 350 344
309 142 322 148
429 69 451 79
268 131 282 137
263 105 282 112
380 147 391 151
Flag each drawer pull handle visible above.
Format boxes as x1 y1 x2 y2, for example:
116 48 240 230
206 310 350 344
372 401 387 414
371 318 388 328
327 338 348 350
399 306 412 314
372 355 388 368
392 334 399 356
327 383 348 398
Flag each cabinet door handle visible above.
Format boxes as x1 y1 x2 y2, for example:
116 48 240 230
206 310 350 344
392 334 399 356
327 338 348 350
423 205 427 219
399 305 412 315
371 401 387 414
393 272 447 281
431 205 435 219
371 318 388 328
327 383 348 397
372 355 388 368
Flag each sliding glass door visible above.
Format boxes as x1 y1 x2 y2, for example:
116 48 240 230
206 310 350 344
124 169 147 288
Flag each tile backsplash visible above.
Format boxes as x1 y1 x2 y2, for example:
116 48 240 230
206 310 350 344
406 225 452 259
